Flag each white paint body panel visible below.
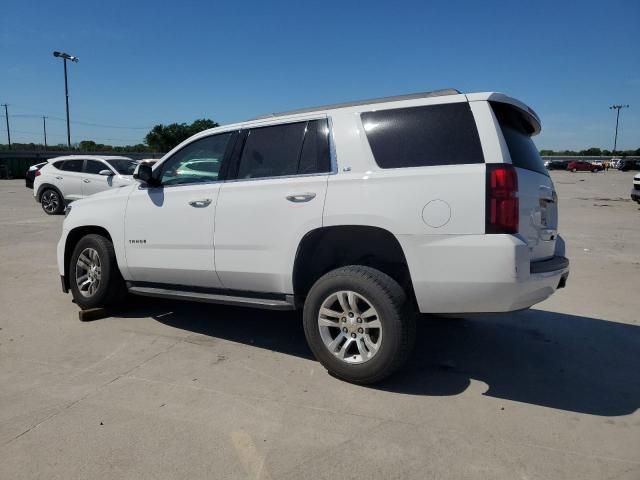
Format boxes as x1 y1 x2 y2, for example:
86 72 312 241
58 91 568 314
214 175 328 293
124 183 223 287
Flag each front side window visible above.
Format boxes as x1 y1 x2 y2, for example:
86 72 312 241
361 103 484 168
107 159 138 175
84 160 109 175
159 133 233 186
60 159 84 172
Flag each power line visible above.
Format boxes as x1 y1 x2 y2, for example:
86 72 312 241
10 113 152 130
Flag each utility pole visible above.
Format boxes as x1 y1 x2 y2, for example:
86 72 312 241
53 51 79 149
609 104 629 155
43 116 48 150
1 104 10 149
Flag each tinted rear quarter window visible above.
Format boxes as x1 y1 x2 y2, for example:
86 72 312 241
491 101 547 176
361 102 484 169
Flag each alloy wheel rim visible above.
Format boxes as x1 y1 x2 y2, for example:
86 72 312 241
317 290 382 364
75 248 102 297
42 191 59 213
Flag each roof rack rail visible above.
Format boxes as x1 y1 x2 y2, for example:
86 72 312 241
252 88 461 120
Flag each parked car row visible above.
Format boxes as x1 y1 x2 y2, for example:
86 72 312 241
544 158 640 172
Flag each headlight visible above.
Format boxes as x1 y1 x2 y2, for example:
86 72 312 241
64 205 72 217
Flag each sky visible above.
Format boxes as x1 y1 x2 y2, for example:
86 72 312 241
1 0 638 150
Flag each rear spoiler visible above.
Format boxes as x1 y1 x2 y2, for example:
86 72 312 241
466 92 541 135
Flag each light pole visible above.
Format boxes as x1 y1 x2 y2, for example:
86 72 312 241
53 51 79 149
43 116 48 150
1 103 10 149
609 104 629 156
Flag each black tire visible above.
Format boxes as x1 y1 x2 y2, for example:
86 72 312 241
69 234 127 310
40 188 64 215
303 266 415 384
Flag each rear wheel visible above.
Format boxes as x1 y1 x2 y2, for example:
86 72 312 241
40 189 64 215
303 266 415 384
69 234 127 310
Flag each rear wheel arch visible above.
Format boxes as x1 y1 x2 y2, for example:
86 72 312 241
36 183 63 202
292 225 416 305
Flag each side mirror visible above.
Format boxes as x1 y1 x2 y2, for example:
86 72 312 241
133 163 159 186
99 169 113 176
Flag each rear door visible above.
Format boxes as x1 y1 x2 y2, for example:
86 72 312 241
491 102 557 261
57 159 85 200
214 118 332 293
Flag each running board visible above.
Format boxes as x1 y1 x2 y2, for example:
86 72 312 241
128 286 296 310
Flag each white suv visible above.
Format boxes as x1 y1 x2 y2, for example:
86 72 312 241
57 89 569 383
34 155 137 214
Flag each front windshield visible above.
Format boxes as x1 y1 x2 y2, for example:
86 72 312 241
106 159 138 175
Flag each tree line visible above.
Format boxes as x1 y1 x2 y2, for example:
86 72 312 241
0 118 219 154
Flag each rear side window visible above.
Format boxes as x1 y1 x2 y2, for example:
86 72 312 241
298 119 331 175
59 159 84 172
236 122 303 179
84 160 107 174
52 161 64 170
361 103 484 169
491 101 547 176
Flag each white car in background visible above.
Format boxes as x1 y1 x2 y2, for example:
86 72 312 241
34 155 137 215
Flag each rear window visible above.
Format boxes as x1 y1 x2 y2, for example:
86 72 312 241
361 102 484 169
491 101 547 176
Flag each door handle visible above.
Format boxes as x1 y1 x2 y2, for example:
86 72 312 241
188 198 212 208
56 176 63 180
286 193 316 203
83 179 90 183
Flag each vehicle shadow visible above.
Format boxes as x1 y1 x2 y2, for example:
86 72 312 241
119 298 640 416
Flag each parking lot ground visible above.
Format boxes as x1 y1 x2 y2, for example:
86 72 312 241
1 171 639 479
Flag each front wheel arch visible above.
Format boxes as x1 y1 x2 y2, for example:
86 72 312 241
63 226 114 292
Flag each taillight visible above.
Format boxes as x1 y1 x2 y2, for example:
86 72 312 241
486 164 519 234
35 169 41 177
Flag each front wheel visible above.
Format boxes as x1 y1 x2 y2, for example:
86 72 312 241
303 266 415 384
69 234 127 310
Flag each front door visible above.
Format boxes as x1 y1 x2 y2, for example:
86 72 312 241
82 159 114 197
124 132 235 287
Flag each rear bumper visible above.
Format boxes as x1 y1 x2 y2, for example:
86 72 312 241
397 234 570 314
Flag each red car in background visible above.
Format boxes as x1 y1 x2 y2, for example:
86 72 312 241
567 161 603 172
